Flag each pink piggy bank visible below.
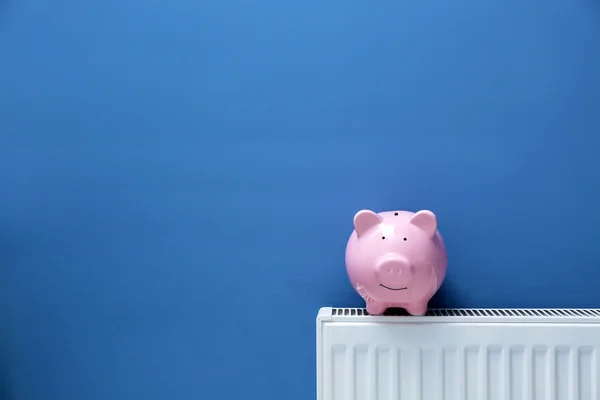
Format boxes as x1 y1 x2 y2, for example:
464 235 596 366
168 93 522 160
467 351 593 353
345 209 447 315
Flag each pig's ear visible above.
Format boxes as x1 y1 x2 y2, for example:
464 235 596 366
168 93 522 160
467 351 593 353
409 210 437 238
353 210 382 237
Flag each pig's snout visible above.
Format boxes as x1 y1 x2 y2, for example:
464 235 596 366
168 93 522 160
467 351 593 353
376 255 413 288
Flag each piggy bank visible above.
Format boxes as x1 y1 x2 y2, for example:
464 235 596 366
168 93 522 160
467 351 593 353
345 209 447 315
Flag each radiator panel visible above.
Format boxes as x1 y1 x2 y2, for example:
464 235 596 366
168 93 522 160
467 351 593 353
317 308 600 400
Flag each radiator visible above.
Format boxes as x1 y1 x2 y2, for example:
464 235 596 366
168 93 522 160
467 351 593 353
316 307 600 400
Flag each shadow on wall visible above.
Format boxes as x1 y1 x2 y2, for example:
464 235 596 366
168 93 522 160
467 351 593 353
0 317 11 400
0 233 12 400
0 371 11 400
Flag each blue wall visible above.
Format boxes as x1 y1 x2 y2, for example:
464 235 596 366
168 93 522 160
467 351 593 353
1 1 600 399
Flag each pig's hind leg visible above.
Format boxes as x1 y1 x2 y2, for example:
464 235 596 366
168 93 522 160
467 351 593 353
404 302 428 316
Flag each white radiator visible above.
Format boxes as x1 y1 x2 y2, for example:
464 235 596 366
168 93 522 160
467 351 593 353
316 307 600 400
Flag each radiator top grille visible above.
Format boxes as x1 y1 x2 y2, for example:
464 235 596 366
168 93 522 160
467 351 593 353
331 308 600 317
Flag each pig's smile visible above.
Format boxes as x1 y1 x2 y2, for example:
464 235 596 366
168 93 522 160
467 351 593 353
380 284 408 291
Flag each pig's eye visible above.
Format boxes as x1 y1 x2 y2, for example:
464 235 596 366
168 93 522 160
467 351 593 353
403 238 407 241
382 236 386 240
394 212 398 216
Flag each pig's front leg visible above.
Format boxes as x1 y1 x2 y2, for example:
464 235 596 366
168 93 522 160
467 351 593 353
366 301 387 315
356 284 386 315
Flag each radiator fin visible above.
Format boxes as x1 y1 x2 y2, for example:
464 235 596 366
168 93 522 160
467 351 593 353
510 346 524 400
331 345 345 400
